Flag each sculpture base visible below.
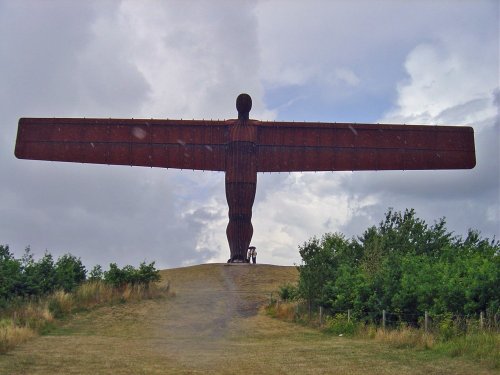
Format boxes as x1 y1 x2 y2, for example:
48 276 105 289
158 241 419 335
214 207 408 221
224 262 249 266
226 258 250 264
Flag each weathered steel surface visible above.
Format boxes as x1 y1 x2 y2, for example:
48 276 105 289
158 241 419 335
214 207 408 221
15 118 228 171
15 94 476 262
255 122 475 171
15 119 476 173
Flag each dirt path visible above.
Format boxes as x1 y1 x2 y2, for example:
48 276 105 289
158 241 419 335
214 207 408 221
0 264 494 374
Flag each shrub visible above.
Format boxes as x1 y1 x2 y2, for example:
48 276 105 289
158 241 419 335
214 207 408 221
104 263 127 287
324 313 358 336
103 262 160 288
436 313 461 342
279 283 299 301
137 261 161 287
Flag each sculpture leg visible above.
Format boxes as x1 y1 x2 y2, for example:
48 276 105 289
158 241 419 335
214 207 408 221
225 180 256 262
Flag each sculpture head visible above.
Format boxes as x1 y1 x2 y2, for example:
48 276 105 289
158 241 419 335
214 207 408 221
236 93 252 120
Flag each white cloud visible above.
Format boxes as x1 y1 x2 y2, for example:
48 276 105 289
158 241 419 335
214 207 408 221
115 1 275 120
384 37 498 128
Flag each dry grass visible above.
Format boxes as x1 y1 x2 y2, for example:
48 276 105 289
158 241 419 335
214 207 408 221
0 320 37 354
267 301 298 321
73 281 114 308
372 326 435 349
0 264 496 375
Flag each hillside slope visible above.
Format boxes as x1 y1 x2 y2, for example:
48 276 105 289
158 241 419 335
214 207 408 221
0 264 493 375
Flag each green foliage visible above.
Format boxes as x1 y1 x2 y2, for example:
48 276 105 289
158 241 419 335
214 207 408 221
0 245 22 304
104 263 127 287
295 209 500 326
0 248 154 305
1 245 161 305
88 264 103 281
55 254 86 292
435 313 460 342
137 261 161 287
279 283 299 301
324 313 358 336
435 332 500 369
297 233 353 309
104 262 160 288
1 247 89 302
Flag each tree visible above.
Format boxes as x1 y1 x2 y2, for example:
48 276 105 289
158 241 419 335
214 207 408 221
55 254 87 292
88 265 103 281
137 261 161 287
298 233 351 315
104 263 127 288
0 245 22 303
295 209 500 324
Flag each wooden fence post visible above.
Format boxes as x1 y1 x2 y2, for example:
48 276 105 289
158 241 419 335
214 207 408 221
382 309 386 330
480 311 484 330
319 306 323 326
425 311 429 333
348 309 351 323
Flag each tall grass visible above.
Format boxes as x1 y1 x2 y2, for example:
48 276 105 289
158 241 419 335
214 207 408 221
0 319 37 353
266 301 297 321
371 326 435 349
0 280 171 354
435 332 500 369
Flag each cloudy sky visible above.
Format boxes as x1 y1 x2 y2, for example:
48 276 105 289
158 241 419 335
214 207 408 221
1 0 498 269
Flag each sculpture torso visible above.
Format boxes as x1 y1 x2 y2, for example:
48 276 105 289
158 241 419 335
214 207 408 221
225 119 258 262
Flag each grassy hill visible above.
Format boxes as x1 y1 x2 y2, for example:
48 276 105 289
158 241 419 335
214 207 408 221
0 263 494 374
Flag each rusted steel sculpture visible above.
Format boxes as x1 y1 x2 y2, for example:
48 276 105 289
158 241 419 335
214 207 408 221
15 94 475 262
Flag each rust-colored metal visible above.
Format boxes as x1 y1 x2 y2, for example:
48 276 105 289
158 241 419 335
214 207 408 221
15 94 476 262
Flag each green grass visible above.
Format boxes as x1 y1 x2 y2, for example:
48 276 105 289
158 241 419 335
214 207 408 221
435 332 500 369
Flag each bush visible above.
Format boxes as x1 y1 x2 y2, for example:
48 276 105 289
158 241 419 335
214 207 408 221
104 262 160 288
1 247 88 301
324 313 358 336
436 313 462 342
279 283 299 301
295 209 500 325
137 261 161 286
104 263 127 287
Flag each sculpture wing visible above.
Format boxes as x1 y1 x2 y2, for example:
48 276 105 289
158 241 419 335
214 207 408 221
256 122 475 172
15 118 228 171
